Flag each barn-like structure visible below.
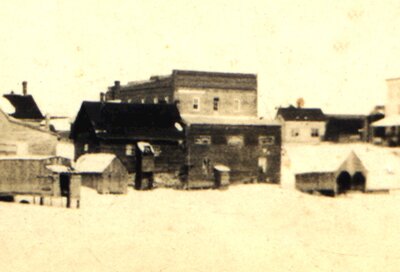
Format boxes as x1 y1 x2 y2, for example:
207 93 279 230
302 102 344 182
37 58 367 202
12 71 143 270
75 153 129 194
0 155 79 207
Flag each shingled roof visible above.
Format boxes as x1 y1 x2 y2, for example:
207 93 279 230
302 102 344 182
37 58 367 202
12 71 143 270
3 94 44 119
276 106 326 121
70 102 185 141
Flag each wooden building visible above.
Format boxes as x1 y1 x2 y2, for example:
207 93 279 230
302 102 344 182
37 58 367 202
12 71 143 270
276 105 326 143
70 102 186 174
104 70 258 118
0 104 58 156
0 156 79 208
75 153 128 194
324 114 367 143
295 151 367 195
181 116 281 188
3 81 44 124
71 102 282 189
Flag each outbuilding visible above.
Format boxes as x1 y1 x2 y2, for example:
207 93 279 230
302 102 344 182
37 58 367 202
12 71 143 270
286 145 368 195
0 155 79 207
75 153 129 194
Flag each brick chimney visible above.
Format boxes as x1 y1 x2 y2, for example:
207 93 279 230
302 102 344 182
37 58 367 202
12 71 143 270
111 80 121 100
22 81 27 96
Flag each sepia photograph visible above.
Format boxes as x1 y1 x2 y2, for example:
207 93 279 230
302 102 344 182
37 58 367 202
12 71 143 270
1 1 400 271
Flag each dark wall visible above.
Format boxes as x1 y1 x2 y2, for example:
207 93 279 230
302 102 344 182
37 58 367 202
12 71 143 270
324 117 366 142
186 124 281 184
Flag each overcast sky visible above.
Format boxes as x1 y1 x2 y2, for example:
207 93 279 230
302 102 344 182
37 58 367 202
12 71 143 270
1 0 400 117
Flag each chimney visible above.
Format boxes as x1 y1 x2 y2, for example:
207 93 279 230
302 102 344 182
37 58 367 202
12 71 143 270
111 81 121 100
44 114 50 131
100 92 105 102
22 81 27 96
296 97 304 108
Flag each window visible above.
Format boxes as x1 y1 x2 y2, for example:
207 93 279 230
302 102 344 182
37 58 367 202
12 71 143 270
164 96 169 103
227 135 244 146
202 157 211 175
258 157 267 173
194 135 211 145
234 99 241 112
141 98 145 104
311 128 319 137
153 97 158 104
213 97 219 111
291 128 300 137
193 97 200 111
259 136 275 146
125 144 134 156
152 145 161 157
83 144 89 152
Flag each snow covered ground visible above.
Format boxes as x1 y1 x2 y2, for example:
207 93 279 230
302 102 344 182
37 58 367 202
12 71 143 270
2 142 400 271
2 184 400 272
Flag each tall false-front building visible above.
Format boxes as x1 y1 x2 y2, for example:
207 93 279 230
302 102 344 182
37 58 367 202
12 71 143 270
385 78 400 117
104 70 258 118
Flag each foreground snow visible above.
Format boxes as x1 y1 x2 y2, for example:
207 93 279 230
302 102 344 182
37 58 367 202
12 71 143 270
2 185 400 271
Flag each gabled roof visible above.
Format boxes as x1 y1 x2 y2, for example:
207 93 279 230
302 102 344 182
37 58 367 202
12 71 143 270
276 106 326 121
3 94 44 119
70 102 185 141
75 153 116 173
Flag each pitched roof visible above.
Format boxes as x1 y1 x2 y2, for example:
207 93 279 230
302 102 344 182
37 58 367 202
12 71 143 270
276 106 326 121
71 102 185 141
3 94 44 119
371 115 400 127
75 153 116 173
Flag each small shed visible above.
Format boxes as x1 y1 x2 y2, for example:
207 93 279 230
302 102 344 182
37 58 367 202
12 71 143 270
213 164 230 188
0 155 79 207
75 153 128 194
286 145 368 195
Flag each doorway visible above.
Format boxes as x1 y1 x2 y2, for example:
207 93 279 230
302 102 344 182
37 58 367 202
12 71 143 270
352 172 366 191
336 171 351 194
59 174 70 197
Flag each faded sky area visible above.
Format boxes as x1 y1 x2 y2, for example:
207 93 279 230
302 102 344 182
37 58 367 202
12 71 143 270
0 0 400 117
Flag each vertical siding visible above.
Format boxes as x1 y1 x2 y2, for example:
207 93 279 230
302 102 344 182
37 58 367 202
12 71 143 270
186 124 281 184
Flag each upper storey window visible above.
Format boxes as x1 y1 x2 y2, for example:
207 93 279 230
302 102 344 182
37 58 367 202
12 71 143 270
234 99 241 112
213 97 219 111
193 97 200 111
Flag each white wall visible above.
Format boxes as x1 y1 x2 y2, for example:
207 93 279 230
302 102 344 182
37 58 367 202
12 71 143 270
386 78 400 116
281 121 326 143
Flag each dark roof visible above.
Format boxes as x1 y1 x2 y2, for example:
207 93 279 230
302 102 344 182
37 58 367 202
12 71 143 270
110 70 257 96
326 114 366 121
71 102 185 141
276 106 326 121
173 69 257 90
3 94 44 119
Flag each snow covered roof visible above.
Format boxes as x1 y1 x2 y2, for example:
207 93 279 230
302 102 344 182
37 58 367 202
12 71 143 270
75 153 116 173
371 115 400 127
0 155 63 160
40 117 71 132
46 164 71 173
285 144 351 174
352 146 400 190
137 141 154 153
285 143 400 191
214 164 230 172
182 115 280 126
0 96 15 115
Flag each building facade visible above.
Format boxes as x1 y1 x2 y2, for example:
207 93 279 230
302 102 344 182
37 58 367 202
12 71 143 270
276 106 326 143
182 117 281 186
104 70 258 118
